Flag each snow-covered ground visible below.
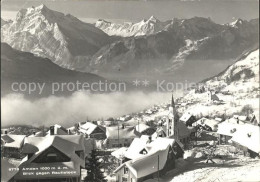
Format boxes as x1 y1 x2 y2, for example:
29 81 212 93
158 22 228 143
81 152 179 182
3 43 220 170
145 145 260 182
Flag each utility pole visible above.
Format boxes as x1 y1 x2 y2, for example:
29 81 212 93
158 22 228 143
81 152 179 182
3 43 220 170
118 120 120 148
157 155 160 182
195 120 197 146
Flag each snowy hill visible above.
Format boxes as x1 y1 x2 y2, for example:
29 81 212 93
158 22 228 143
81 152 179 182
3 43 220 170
203 48 259 93
181 48 259 122
1 4 110 71
95 16 171 37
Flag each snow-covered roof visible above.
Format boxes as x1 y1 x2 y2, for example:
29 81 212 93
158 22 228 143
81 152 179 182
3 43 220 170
78 122 105 135
180 113 193 122
28 131 46 137
46 124 68 135
125 137 182 160
114 136 184 178
1 134 26 148
195 118 221 130
115 146 171 179
22 135 93 168
135 123 152 133
106 126 140 139
111 147 128 159
231 124 260 153
124 138 150 159
217 121 244 137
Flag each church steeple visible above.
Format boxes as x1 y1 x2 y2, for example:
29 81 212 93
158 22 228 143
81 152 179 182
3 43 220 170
171 94 175 108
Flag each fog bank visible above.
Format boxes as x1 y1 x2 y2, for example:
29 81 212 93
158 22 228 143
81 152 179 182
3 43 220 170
1 91 180 127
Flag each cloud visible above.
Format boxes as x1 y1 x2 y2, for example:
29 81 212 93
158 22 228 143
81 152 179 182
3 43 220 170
1 91 177 127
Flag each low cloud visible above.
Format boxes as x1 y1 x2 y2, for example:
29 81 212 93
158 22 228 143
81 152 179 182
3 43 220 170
1 91 179 127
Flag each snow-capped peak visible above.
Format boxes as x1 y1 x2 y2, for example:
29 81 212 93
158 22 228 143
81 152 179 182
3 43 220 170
147 15 159 22
95 16 166 37
229 18 244 28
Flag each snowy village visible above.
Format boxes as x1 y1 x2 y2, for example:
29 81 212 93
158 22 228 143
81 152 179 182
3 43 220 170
2 71 260 182
1 1 260 182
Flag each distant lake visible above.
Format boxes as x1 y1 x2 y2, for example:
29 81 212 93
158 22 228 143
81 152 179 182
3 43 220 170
2 0 259 24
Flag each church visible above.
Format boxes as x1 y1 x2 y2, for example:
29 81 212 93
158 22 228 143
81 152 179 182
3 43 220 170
154 95 194 147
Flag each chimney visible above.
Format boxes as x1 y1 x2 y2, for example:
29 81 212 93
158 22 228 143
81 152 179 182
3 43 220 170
237 118 239 124
67 129 71 135
33 131 36 135
148 136 152 143
50 126 55 135
4 130 8 134
122 124 125 129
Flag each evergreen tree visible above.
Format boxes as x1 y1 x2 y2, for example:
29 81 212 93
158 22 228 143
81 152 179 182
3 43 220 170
84 149 107 182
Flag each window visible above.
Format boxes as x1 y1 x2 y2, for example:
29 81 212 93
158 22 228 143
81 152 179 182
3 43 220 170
75 150 84 159
33 146 70 163
124 167 129 174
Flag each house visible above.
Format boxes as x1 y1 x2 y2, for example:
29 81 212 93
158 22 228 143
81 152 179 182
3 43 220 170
195 118 222 132
1 134 26 158
152 127 167 138
78 122 106 140
180 113 196 126
207 91 220 103
111 147 128 164
217 121 244 144
14 135 94 182
114 137 184 182
1 129 9 134
104 126 140 148
231 124 260 158
135 123 156 136
46 124 69 135
28 130 46 137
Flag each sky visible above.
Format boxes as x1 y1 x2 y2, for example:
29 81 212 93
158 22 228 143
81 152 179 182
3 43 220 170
1 0 259 24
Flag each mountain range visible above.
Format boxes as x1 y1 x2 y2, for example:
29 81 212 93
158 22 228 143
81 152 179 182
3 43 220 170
1 4 259 82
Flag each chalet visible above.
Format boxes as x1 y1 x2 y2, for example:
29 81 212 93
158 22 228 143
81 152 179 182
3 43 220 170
1 134 26 158
46 124 69 135
180 113 196 126
135 123 156 136
78 122 106 140
114 137 184 182
195 118 222 132
14 135 94 182
104 126 140 148
217 121 244 144
231 124 260 158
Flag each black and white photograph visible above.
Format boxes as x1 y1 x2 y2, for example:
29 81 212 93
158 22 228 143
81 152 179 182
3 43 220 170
1 0 259 181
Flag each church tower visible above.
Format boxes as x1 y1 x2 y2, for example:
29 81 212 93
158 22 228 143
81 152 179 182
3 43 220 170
167 94 178 138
